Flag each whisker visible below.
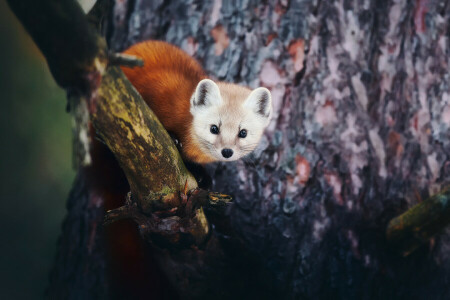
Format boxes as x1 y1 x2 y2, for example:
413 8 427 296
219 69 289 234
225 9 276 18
240 146 259 152
196 136 216 156
242 146 257 151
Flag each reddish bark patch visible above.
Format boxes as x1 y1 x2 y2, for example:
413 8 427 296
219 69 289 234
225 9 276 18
295 154 311 185
324 171 344 205
315 100 338 126
211 24 230 56
275 1 288 15
414 0 428 33
266 33 278 46
288 39 305 72
185 37 198 56
387 131 404 158
410 112 419 132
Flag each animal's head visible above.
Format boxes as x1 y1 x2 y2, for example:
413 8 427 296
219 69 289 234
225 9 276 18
190 79 272 162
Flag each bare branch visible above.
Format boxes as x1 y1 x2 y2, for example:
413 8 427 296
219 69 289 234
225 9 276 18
108 52 144 68
103 204 139 226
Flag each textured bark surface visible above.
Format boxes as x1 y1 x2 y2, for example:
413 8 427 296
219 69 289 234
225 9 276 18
108 0 450 298
47 171 107 299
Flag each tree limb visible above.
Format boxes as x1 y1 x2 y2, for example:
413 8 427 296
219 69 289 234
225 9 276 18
6 0 107 94
108 52 144 67
387 187 450 256
92 66 198 210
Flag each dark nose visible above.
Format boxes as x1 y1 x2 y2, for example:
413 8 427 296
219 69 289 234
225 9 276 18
221 148 233 158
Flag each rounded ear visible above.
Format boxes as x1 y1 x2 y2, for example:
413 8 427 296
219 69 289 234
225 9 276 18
244 87 272 119
191 79 222 109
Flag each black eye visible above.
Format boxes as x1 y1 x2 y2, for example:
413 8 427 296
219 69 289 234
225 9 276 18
210 125 219 134
238 129 247 138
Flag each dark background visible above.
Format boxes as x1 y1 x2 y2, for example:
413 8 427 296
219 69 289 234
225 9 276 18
0 2 74 298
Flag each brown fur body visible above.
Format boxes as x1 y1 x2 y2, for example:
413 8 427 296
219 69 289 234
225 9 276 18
121 41 215 163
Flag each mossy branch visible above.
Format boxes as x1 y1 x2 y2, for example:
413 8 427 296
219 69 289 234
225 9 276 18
92 66 198 212
387 187 450 256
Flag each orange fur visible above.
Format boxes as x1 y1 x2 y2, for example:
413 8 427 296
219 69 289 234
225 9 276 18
121 41 215 163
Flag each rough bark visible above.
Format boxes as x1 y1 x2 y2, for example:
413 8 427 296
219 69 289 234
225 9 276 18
109 0 450 298
47 171 106 299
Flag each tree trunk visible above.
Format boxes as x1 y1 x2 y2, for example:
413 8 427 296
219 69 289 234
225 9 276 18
14 0 449 298
107 0 450 298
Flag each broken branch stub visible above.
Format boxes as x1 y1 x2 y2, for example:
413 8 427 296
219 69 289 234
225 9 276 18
387 187 450 256
108 52 144 68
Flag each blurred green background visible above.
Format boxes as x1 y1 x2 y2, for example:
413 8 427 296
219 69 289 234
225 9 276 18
0 1 75 298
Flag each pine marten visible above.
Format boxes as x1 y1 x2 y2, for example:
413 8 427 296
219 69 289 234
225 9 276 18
121 41 272 164
102 41 272 297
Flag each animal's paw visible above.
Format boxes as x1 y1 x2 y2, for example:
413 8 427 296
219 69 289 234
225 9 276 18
170 133 183 151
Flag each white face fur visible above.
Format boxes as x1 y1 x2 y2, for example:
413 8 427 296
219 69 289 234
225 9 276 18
190 79 272 162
